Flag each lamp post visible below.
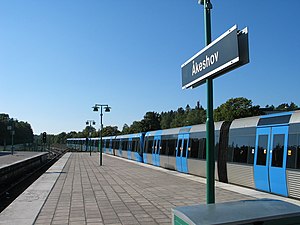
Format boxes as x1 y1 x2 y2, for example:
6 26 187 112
7 119 15 155
199 0 215 204
86 120 96 156
92 104 111 166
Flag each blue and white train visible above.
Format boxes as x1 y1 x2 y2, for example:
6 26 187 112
67 111 300 199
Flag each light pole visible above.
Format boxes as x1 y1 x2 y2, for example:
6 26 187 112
86 120 96 156
7 119 15 155
199 0 215 204
92 104 111 166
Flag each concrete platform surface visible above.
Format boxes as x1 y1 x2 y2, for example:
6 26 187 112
0 151 48 169
1 152 300 225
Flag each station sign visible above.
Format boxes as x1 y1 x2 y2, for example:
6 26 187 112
181 25 249 89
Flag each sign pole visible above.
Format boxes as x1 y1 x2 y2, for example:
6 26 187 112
204 0 215 204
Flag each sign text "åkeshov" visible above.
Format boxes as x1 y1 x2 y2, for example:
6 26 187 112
181 25 249 89
192 51 219 76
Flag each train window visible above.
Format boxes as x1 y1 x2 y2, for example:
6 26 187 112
228 128 256 164
287 124 300 169
233 145 248 163
190 138 199 159
231 136 254 164
168 139 176 156
106 141 110 148
115 140 120 149
132 140 136 152
177 139 182 157
152 141 156 154
148 140 153 153
297 146 300 169
122 140 128 150
136 140 140 152
157 140 161 154
145 140 153 154
256 135 268 166
215 132 220 161
136 140 141 153
161 140 167 155
199 138 206 159
271 134 285 168
182 139 188 157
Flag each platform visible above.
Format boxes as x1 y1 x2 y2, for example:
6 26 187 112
1 152 300 225
0 151 49 190
0 151 48 169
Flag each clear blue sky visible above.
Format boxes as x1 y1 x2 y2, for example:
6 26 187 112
1 1 299 135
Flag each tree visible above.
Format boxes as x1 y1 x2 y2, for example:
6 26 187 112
170 107 186 128
214 97 262 121
141 112 161 132
81 126 97 138
122 124 131 134
289 102 299 110
185 107 206 126
54 132 67 144
0 114 34 146
129 121 143 133
160 111 174 129
275 102 299 111
102 126 121 136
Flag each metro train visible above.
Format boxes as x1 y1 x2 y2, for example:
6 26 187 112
67 110 300 199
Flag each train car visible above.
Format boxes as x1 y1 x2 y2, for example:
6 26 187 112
102 136 115 154
143 122 223 178
226 111 300 198
67 138 86 151
113 133 144 162
90 137 99 152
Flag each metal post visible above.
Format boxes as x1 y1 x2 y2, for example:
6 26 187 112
89 137 91 156
89 125 91 156
11 131 14 155
204 0 215 204
100 106 103 166
93 103 110 166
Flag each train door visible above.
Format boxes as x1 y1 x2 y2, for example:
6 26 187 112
128 139 132 159
254 126 288 196
118 139 122 157
102 139 106 153
152 136 161 166
176 134 189 173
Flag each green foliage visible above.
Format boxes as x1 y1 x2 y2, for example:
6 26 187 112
141 112 161 132
121 103 206 133
185 107 206 126
275 102 299 111
170 107 186 128
122 124 131 134
0 114 33 146
102 126 121 136
214 97 262 122
81 126 97 138
160 111 174 129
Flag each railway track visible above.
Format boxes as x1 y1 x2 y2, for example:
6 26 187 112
0 148 68 212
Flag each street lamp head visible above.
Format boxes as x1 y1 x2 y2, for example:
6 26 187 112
93 121 96 125
105 106 111 112
92 106 99 112
198 0 212 9
86 121 89 125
